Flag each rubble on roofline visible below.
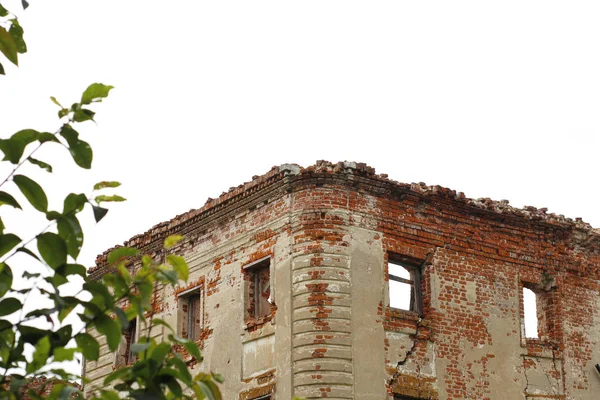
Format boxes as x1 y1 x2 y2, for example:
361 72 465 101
95 160 599 267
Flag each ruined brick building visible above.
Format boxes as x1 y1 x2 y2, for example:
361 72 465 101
85 161 600 399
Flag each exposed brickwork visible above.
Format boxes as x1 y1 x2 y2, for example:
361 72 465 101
3 377 82 399
86 161 600 399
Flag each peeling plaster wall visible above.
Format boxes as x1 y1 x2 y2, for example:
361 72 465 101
85 161 600 400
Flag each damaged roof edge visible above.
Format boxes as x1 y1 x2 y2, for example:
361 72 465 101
93 160 600 268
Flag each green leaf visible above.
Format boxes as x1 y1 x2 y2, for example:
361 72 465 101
73 108 95 123
0 61 4 75
211 372 225 384
0 263 13 297
38 132 59 143
9 19 26 54
92 205 108 222
112 307 128 330
56 263 86 279
130 342 151 354
0 26 18 65
58 305 76 323
151 318 174 333
28 157 52 172
51 325 73 349
37 232 67 268
21 1 29 10
0 233 21 257
25 307 57 318
165 379 183 398
11 129 38 143
8 375 25 394
75 333 99 360
0 297 21 316
27 336 50 374
56 296 78 322
100 391 120 400
22 270 40 279
0 191 21 209
17 247 40 261
53 347 77 362
95 314 121 351
164 235 183 249
196 380 221 400
50 96 63 108
57 385 79 400
13 174 48 212
50 273 68 287
93 181 121 190
18 325 47 344
57 215 83 259
183 340 202 361
149 342 171 364
63 193 87 215
103 367 130 385
115 263 131 285
46 210 61 221
0 129 39 164
167 254 188 281
169 357 192 386
158 267 178 285
107 247 138 264
58 108 69 119
83 281 114 309
0 5 8 17
95 195 126 204
81 83 114 105
59 125 93 169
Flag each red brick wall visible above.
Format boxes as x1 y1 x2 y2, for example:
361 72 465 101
90 161 600 399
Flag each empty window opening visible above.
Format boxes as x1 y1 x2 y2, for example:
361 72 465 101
245 257 272 320
251 396 271 400
523 287 539 339
179 286 203 341
388 260 421 314
116 318 137 367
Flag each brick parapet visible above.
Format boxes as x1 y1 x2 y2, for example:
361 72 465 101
93 161 600 275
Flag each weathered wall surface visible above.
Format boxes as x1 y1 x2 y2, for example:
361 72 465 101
86 161 600 399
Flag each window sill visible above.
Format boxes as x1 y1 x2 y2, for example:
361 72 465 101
112 360 136 371
388 308 421 321
245 313 274 331
522 338 558 358
242 316 275 343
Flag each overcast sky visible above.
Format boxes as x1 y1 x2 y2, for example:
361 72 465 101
2 0 598 376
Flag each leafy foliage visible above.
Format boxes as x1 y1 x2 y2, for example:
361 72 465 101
0 1 28 73
0 10 223 395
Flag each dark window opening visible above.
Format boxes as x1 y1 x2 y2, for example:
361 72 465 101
125 319 136 364
245 257 272 321
179 286 202 341
115 318 137 367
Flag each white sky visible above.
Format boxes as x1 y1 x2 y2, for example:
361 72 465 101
0 0 598 374
2 0 599 267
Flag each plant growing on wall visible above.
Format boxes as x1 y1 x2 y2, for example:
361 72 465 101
0 2 222 399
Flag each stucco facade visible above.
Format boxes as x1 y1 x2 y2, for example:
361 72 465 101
85 161 600 399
